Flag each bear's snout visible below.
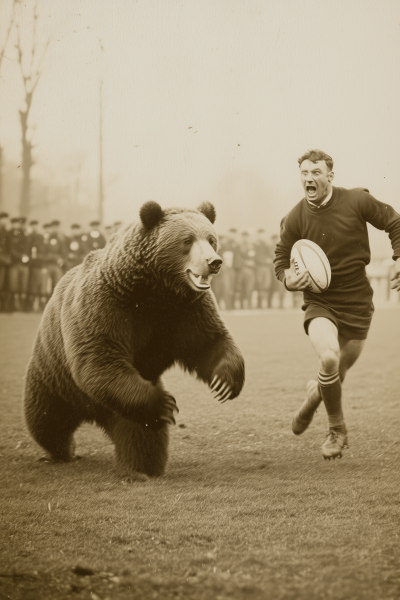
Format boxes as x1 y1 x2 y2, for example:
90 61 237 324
185 238 222 290
207 257 223 274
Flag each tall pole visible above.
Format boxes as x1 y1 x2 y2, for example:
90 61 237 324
0 146 3 211
99 79 104 224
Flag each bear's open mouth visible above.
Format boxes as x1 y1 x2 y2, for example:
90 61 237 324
187 270 212 290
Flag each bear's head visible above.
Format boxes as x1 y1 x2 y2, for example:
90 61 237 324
138 200 223 296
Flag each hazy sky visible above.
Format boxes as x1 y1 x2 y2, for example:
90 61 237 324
1 0 400 249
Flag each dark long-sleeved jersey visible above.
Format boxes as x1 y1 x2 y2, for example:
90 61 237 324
274 186 400 288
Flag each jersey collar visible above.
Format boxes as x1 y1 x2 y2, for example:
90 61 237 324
306 188 333 209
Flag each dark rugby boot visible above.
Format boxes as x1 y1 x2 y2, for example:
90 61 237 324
292 380 322 435
322 423 349 460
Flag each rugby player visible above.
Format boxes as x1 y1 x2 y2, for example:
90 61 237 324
274 150 400 459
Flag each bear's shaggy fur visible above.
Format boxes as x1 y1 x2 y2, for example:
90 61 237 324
23 201 245 478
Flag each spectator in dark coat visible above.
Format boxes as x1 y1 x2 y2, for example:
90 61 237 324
254 228 274 308
87 220 106 252
0 212 11 312
27 220 47 311
66 224 88 270
219 228 241 310
236 231 256 309
268 234 286 308
8 217 30 311
44 220 67 300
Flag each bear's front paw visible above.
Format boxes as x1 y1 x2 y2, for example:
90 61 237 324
142 390 179 430
210 357 245 403
158 392 179 427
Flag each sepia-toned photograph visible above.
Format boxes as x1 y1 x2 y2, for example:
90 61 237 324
1 1 400 598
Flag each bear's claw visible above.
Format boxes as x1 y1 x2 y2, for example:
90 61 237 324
165 394 179 413
157 392 179 426
211 376 233 402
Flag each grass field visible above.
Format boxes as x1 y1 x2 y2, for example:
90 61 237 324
1 308 400 600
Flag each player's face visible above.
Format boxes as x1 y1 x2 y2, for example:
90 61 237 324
300 159 334 204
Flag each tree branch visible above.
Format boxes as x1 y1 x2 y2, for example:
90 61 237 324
15 2 50 94
0 0 18 72
14 0 50 216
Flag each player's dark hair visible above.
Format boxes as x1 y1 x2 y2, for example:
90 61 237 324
298 149 333 171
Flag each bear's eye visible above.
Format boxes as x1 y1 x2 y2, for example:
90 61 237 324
183 237 193 246
209 237 217 248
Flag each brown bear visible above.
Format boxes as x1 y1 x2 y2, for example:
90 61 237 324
23 201 245 478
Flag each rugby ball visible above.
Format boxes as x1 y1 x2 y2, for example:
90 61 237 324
290 239 331 293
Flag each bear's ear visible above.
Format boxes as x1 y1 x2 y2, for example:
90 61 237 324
197 202 216 224
139 201 164 229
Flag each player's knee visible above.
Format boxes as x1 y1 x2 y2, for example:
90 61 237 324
319 349 340 374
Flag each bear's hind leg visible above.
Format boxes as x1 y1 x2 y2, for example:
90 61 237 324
105 417 169 479
24 381 83 462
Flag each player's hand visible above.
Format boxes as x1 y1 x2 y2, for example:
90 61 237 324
390 258 400 291
284 257 311 291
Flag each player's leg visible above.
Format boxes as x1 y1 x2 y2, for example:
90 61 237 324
322 338 365 458
307 317 349 458
293 335 365 432
338 337 366 382
292 317 339 435
292 379 323 434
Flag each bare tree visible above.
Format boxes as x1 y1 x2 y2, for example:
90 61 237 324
0 0 17 71
15 1 50 216
0 0 18 210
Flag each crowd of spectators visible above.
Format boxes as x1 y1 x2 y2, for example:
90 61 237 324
0 213 396 313
0 213 290 313
210 228 292 310
0 212 121 312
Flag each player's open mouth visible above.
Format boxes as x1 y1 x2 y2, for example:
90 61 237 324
306 185 317 199
187 270 212 290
